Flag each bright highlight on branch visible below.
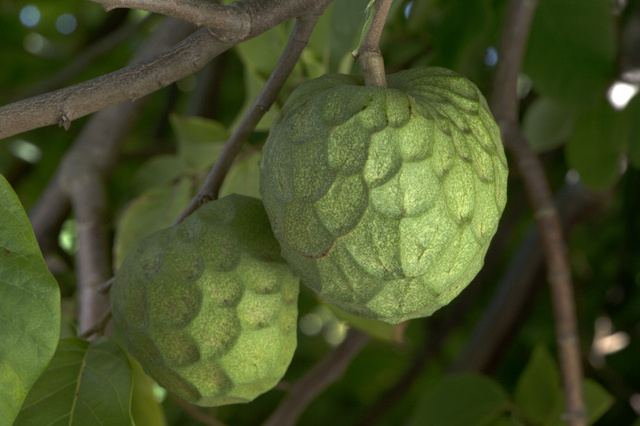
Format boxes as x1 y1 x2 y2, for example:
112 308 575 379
607 81 639 110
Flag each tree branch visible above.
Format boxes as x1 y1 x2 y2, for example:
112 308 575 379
491 0 587 424
173 1 331 224
357 0 394 88
0 0 326 140
70 172 113 334
78 309 113 340
27 18 196 335
88 0 251 40
262 329 370 426
452 182 607 374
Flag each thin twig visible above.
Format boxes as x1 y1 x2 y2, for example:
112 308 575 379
173 2 331 224
78 310 112 339
169 394 228 426
262 329 370 426
98 277 115 294
0 0 325 140
357 0 393 88
491 0 587 424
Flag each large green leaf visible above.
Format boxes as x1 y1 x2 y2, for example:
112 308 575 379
565 101 627 190
524 0 615 108
170 115 228 171
408 373 512 426
14 337 134 426
113 177 192 269
0 174 60 426
514 345 561 425
523 96 577 153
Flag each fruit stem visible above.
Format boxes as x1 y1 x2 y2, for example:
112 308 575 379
357 0 393 87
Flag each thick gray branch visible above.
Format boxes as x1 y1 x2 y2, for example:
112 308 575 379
0 0 323 140
89 0 251 40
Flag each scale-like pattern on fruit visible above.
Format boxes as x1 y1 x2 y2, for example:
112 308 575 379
259 67 507 324
110 195 299 406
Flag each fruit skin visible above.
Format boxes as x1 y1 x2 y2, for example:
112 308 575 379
110 194 300 406
259 67 508 324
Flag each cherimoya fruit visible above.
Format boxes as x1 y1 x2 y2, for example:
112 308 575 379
110 194 299 406
259 67 507 324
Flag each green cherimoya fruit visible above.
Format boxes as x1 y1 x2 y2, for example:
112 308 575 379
110 194 300 406
259 67 508 324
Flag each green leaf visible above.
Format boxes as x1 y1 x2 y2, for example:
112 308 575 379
583 379 613 424
0 173 61 426
170 114 228 171
524 0 615 108
549 379 614 426
113 177 192 269
523 97 577 153
130 155 187 196
129 355 166 426
408 373 512 426
325 303 401 343
514 345 561 425
565 101 627 190
220 151 262 199
14 337 134 426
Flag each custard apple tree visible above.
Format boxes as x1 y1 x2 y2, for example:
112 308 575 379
1 0 637 425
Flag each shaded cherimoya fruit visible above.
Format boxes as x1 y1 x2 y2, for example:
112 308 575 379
110 194 299 406
259 67 507 324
